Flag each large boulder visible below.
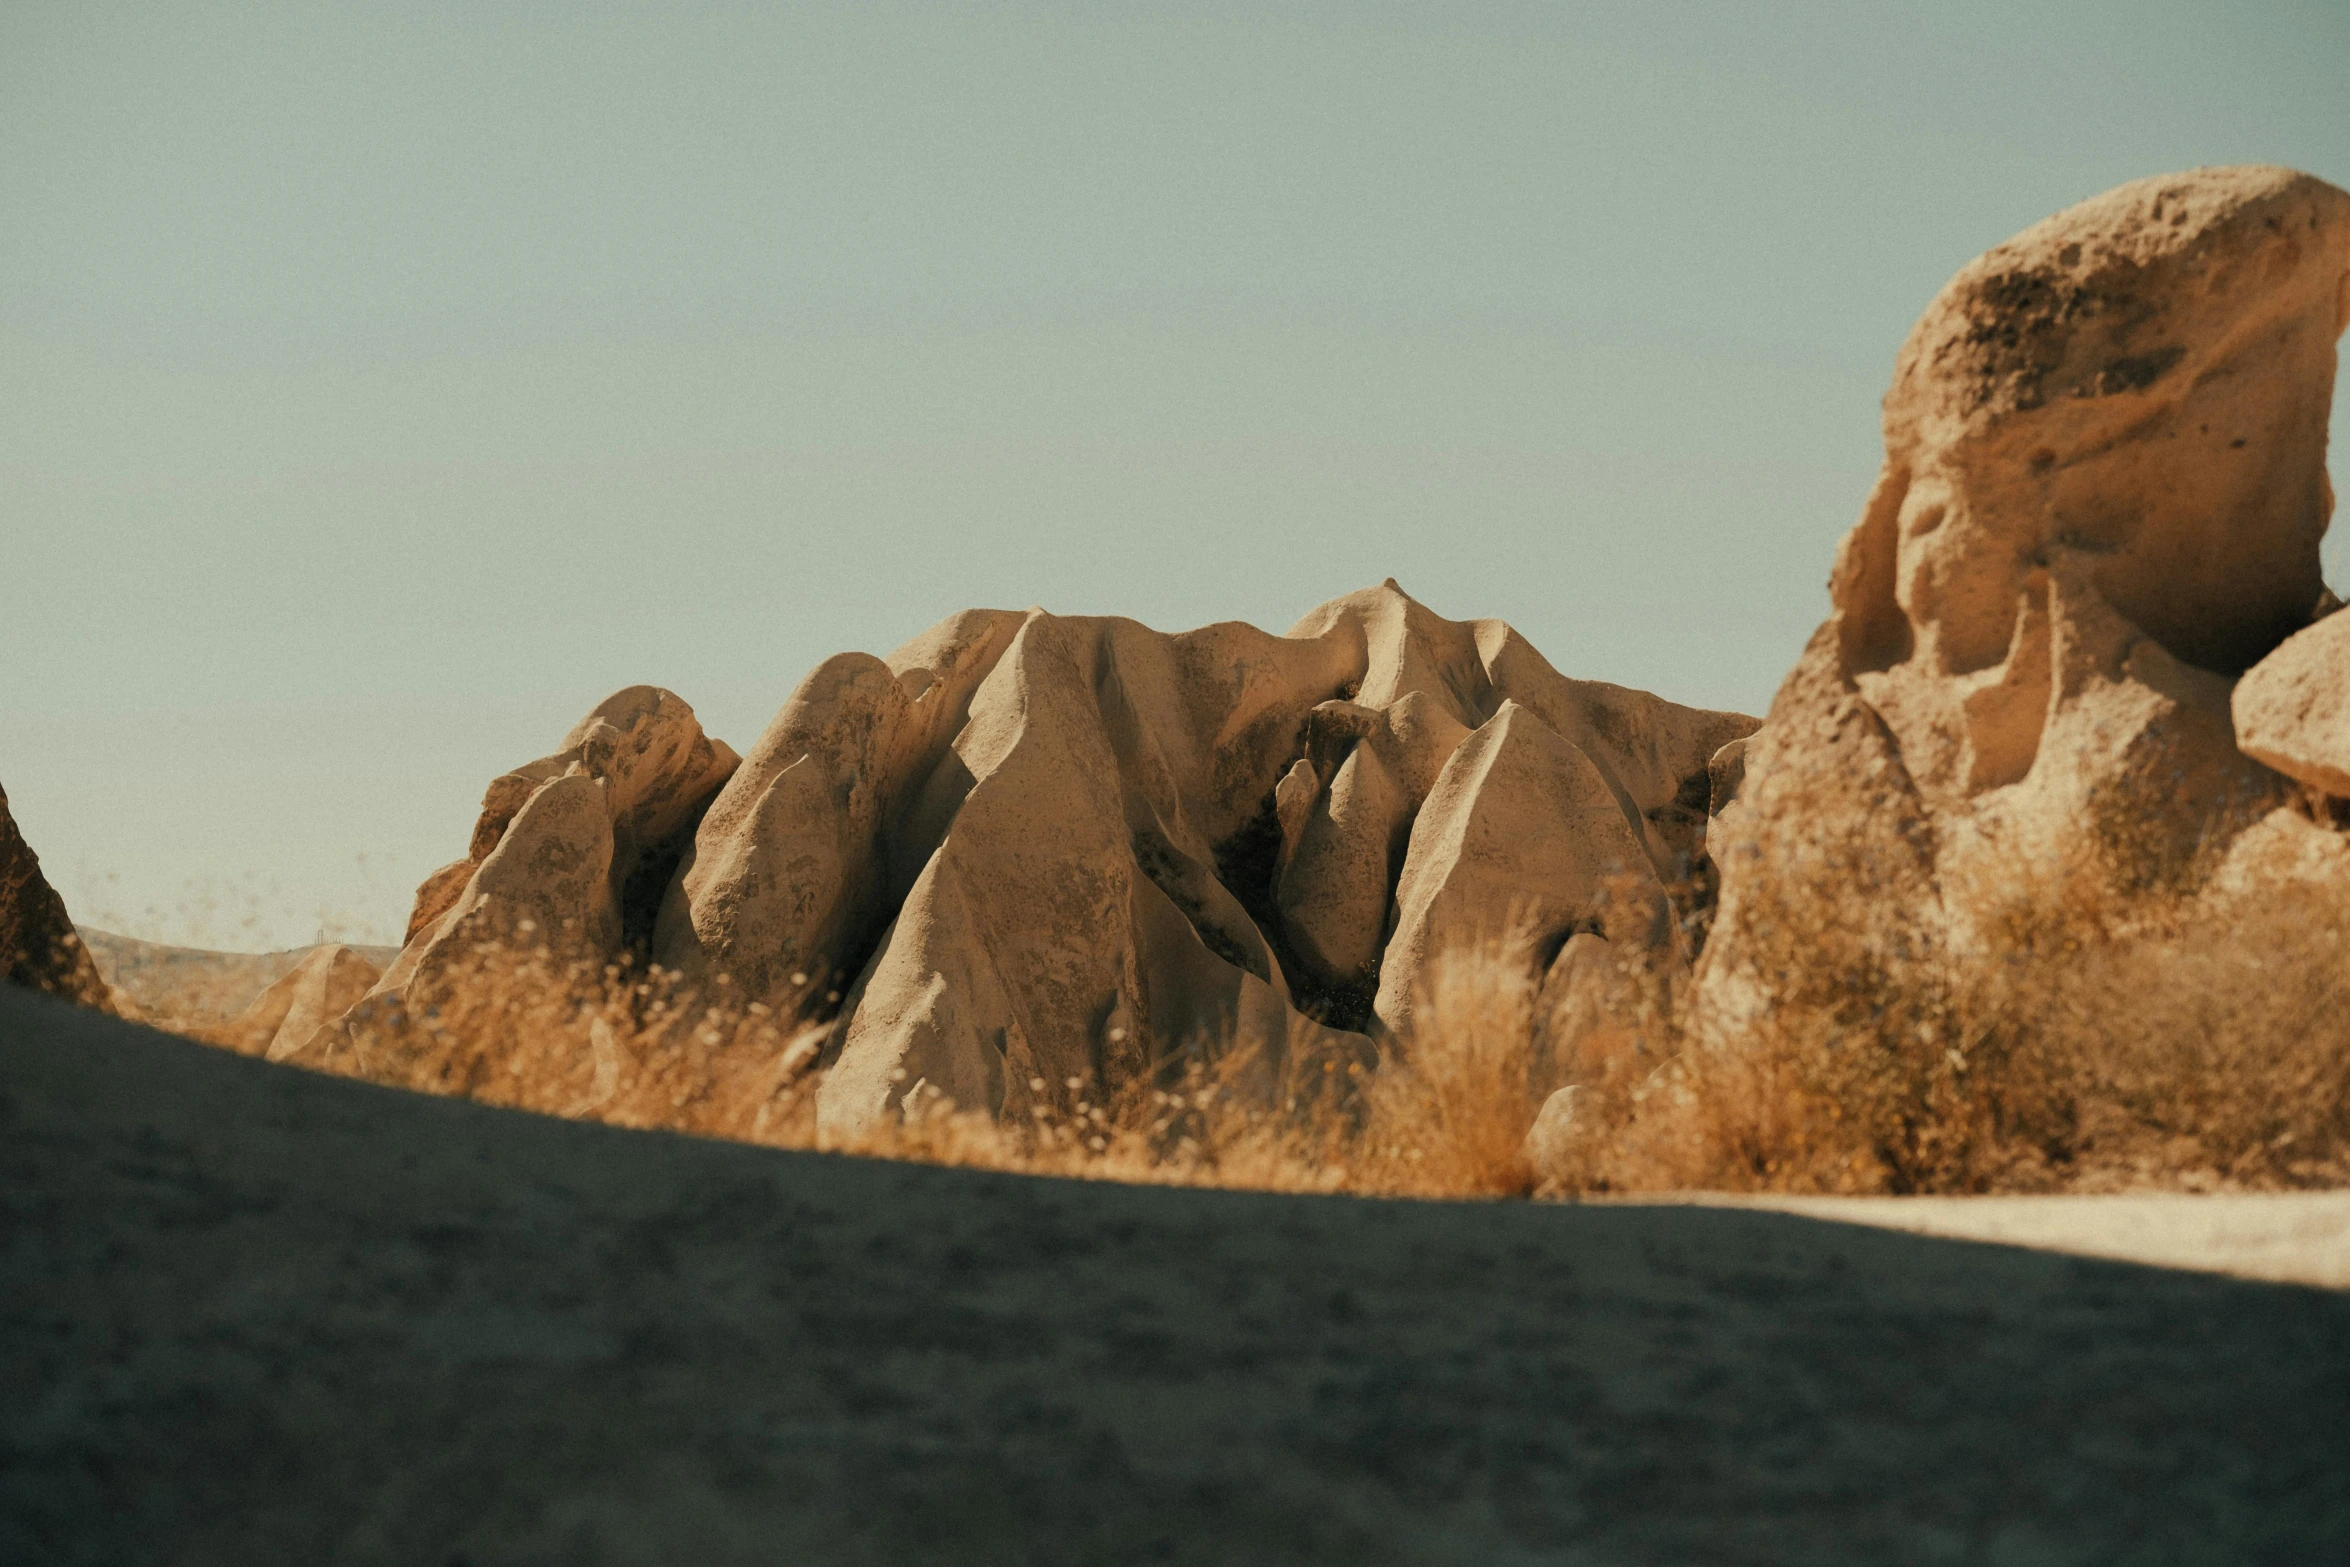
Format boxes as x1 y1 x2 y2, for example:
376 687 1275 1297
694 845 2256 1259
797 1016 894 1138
1701 166 2350 1020
401 686 740 950
2233 606 2350 797
650 612 1026 1014
0 783 109 1010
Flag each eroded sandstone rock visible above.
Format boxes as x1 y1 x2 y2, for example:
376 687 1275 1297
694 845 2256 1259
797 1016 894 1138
0 783 109 1010
1374 702 1664 1036
2233 606 2350 796
1701 165 2350 1025
220 944 383 1062
295 587 1750 1132
293 688 738 1061
789 583 1751 1138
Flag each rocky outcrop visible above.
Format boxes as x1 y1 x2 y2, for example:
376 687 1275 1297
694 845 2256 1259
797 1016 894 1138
1 782 110 1010
1701 166 2350 1018
295 689 739 1059
1374 702 1664 1036
669 582 1750 1139
306 585 1752 1134
76 931 394 1027
400 687 741 952
222 944 384 1061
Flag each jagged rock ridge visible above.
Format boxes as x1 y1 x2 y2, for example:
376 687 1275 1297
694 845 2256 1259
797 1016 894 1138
315 583 1755 1135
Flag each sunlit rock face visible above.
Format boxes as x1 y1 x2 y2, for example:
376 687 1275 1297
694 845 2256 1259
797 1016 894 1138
1700 165 2350 1024
219 944 383 1063
333 584 1754 1134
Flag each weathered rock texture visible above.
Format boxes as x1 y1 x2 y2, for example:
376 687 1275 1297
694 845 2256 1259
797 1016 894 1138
2233 605 2350 796
1702 165 2350 1021
0 782 110 1010
223 944 384 1062
325 585 1752 1136
298 688 740 1060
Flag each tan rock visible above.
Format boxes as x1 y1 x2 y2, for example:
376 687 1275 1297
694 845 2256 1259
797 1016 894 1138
1276 722 1411 987
0 782 109 1010
1699 165 2350 1029
219 944 383 1061
1374 702 1666 1036
2233 607 2350 795
293 584 1749 1135
392 686 740 965
652 610 1025 1012
1267 583 1751 1013
1288 585 1753 879
298 688 738 1061
1829 160 2345 834
817 607 1365 1139
370 771 623 1008
1523 1085 1582 1190
1535 931 1613 1086
1703 735 1751 866
797 584 1752 1136
402 860 475 947
1868 165 2349 698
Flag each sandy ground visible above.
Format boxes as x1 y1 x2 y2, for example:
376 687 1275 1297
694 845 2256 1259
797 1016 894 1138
1674 1191 2350 1291
4 987 2347 1564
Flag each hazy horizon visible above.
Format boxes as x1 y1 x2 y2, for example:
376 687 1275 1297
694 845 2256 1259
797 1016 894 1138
7 1 2347 950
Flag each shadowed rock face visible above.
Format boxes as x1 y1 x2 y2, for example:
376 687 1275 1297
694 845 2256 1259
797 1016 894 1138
1701 165 2350 1018
332 585 1754 1135
0 782 109 1010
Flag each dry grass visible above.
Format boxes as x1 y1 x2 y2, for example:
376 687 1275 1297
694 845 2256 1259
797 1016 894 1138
140 824 2350 1200
249 918 1569 1199
1544 835 2350 1196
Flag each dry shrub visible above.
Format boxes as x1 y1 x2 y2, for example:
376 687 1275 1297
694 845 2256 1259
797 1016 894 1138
1545 825 2350 1195
263 915 1563 1199
198 824 2350 1198
2024 877 2350 1188
1347 938 1550 1196
295 931 829 1149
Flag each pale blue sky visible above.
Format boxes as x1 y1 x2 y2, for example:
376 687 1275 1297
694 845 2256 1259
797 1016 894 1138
5 1 2346 948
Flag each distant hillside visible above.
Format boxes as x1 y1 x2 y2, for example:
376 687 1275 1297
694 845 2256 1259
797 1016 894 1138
77 927 399 1025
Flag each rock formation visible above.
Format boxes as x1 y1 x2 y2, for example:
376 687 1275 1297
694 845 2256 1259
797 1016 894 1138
1701 165 2350 1021
317 584 1753 1136
2233 605 2350 797
1 782 110 1010
222 944 384 1061
298 688 740 1058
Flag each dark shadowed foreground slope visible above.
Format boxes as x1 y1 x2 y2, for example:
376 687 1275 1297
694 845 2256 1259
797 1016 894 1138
4 990 2346 1566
